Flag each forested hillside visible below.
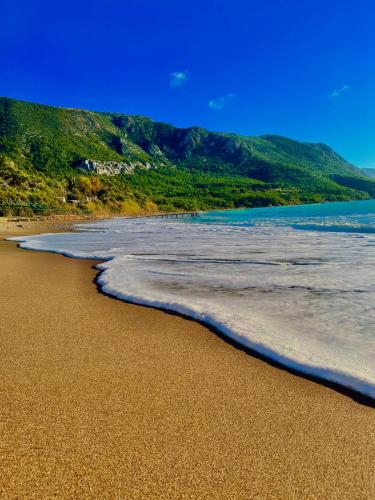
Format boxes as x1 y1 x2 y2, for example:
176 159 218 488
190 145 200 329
1 97 374 216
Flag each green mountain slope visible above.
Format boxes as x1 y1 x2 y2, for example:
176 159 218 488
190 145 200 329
1 97 374 215
361 168 375 178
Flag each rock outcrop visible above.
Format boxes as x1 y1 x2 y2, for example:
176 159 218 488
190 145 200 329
78 159 153 176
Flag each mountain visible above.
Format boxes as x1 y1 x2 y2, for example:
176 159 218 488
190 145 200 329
1 97 374 216
361 168 375 178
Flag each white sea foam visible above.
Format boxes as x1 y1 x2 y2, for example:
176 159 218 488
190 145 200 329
11 214 375 399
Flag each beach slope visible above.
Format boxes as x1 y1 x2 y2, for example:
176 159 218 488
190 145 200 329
0 234 374 498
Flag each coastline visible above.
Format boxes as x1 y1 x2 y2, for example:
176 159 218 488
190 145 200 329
1 222 375 497
10 211 375 402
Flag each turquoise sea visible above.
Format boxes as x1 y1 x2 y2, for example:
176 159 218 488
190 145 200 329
190 198 375 233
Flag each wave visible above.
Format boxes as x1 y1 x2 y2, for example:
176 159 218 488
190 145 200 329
10 209 375 400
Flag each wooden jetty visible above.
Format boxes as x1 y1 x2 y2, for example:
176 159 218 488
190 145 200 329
140 211 199 219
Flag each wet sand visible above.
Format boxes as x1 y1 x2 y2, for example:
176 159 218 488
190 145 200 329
0 226 374 498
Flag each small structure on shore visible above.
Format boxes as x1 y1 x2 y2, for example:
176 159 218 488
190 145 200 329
141 212 199 219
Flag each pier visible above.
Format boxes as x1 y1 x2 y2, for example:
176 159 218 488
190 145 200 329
136 211 199 220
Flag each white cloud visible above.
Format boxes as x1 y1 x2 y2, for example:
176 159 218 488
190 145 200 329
208 93 236 110
169 71 189 88
330 85 351 98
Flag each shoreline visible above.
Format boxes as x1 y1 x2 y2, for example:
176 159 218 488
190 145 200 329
1 195 374 230
97 271 375 408
9 230 375 406
1 227 374 497
12 244 375 407
9 219 375 404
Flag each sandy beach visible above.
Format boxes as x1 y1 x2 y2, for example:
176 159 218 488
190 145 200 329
0 222 374 499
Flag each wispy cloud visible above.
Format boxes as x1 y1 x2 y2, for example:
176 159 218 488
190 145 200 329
208 93 236 110
330 84 351 98
169 71 189 88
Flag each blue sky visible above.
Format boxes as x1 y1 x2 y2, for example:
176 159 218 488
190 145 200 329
1 0 375 167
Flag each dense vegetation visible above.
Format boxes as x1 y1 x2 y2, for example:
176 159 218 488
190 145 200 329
1 97 374 216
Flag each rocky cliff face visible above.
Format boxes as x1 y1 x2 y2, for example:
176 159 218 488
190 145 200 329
78 159 153 176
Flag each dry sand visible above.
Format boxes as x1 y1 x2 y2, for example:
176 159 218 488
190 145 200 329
0 216 87 235
0 222 374 499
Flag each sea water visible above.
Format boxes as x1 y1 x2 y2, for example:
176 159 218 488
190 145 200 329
11 199 375 398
